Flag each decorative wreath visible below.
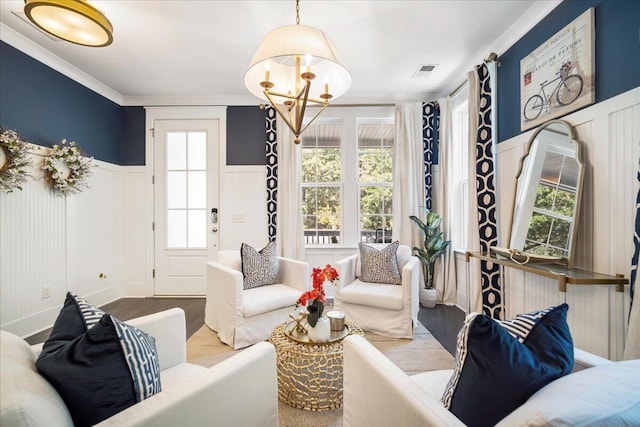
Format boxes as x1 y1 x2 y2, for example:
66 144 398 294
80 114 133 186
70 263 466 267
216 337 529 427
42 139 94 196
0 127 32 193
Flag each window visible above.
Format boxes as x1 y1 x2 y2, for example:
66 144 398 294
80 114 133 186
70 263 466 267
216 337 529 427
300 107 394 246
449 90 469 251
166 131 207 248
358 122 394 243
301 121 342 245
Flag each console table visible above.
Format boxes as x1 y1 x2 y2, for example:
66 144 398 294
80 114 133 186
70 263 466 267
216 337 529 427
465 251 628 293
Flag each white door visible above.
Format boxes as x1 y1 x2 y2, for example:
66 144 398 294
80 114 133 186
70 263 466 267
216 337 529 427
153 119 219 295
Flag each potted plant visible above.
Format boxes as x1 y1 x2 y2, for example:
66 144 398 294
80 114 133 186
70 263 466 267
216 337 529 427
409 209 451 308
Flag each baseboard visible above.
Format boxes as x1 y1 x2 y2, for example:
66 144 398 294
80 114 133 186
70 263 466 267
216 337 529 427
2 286 123 339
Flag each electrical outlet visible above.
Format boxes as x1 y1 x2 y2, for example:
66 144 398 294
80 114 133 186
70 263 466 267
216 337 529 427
42 284 51 299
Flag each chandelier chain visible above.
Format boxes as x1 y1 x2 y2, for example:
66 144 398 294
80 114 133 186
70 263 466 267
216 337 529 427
295 0 300 25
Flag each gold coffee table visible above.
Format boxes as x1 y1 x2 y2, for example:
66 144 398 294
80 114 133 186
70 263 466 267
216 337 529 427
268 320 363 411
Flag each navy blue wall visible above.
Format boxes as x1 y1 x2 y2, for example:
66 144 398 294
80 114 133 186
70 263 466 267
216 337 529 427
498 0 640 142
0 41 123 164
121 106 145 165
227 106 265 166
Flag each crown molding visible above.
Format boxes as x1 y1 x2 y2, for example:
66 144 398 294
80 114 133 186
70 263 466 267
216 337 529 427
439 0 562 98
121 94 261 107
0 23 124 105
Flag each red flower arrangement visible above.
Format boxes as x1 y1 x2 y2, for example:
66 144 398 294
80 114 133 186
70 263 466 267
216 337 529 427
297 264 339 327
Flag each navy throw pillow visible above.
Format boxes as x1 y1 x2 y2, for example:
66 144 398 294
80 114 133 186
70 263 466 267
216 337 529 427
42 292 106 353
36 295 161 427
441 304 573 427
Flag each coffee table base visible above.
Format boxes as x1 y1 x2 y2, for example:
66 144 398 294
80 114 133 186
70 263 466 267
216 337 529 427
269 321 363 411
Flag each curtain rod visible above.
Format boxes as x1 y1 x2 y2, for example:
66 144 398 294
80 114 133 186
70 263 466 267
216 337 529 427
447 52 498 98
330 103 395 107
449 80 468 98
261 103 394 110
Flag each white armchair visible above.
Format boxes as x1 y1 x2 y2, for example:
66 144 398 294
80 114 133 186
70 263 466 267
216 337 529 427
343 335 640 426
334 244 420 338
205 250 310 349
1 308 279 427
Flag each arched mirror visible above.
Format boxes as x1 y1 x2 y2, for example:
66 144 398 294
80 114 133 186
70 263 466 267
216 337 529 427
496 120 584 266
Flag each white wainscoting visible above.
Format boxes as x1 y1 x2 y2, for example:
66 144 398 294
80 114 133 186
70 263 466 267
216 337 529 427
219 166 268 251
0 148 124 337
460 86 639 360
121 166 153 296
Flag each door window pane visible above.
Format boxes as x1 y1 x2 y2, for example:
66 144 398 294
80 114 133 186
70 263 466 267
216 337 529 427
167 171 187 208
167 132 186 170
167 210 187 248
188 132 207 170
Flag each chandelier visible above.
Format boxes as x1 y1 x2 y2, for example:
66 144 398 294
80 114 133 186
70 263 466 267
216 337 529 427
244 0 351 144
24 0 113 47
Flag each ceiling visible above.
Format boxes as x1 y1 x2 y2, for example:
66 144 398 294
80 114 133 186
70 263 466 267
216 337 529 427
0 1 560 106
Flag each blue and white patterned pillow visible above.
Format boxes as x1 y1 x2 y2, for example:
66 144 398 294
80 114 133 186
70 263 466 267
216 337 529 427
358 241 402 284
72 293 106 329
36 294 162 426
112 316 161 402
241 241 281 290
441 304 573 426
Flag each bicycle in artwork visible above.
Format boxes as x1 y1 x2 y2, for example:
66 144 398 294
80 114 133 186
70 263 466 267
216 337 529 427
523 62 584 122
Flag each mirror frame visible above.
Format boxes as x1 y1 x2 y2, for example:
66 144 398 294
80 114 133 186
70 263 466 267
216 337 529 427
506 119 584 267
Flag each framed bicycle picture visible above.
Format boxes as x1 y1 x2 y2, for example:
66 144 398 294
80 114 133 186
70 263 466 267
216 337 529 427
520 8 595 131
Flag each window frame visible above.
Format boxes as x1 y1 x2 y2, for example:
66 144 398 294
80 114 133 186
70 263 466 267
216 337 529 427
301 106 394 248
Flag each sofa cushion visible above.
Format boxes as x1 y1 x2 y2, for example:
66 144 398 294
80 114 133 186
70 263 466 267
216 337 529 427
441 304 573 427
243 284 300 317
0 331 73 427
358 241 402 284
411 369 454 402
338 279 404 310
498 359 640 426
241 241 281 290
36 314 162 427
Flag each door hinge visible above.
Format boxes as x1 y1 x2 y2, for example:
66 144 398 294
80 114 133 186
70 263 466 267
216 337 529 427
152 222 155 231
151 128 155 138
152 175 155 185
152 269 155 278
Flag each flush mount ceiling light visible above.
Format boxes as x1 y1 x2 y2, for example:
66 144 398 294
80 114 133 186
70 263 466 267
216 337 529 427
24 0 113 47
244 0 351 144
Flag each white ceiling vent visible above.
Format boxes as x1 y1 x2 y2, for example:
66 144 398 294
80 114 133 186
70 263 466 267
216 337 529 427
412 64 437 78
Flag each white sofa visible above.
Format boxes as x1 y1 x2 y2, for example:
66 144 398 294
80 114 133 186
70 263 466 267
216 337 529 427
343 335 640 426
334 244 420 338
205 250 309 349
1 308 279 427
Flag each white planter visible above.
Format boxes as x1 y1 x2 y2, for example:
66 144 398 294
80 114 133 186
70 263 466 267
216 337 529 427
419 288 437 308
307 316 331 342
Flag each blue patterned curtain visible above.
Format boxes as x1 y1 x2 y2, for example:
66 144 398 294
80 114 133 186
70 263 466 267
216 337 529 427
630 161 639 315
422 102 439 210
474 63 501 318
265 106 278 242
